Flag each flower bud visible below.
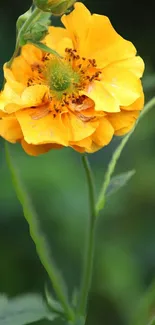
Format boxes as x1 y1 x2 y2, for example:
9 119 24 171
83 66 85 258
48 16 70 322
33 0 76 15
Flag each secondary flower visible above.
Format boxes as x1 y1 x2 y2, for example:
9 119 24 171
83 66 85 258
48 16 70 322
33 0 76 15
0 2 144 156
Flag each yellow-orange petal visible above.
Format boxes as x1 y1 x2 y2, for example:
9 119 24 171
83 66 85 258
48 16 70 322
11 55 32 86
72 118 114 154
4 65 25 94
91 117 114 148
21 85 49 107
21 43 43 65
44 26 70 49
81 13 136 68
70 136 92 150
2 84 50 113
56 37 73 56
0 115 23 143
107 110 139 135
0 84 22 112
16 109 69 145
62 112 98 141
121 91 144 111
21 139 63 156
84 81 120 113
61 2 91 53
110 56 145 79
102 66 142 106
0 110 8 118
71 145 85 153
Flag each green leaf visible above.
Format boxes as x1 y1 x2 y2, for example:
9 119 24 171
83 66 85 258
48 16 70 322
28 41 62 58
106 170 135 197
5 143 72 320
0 294 56 325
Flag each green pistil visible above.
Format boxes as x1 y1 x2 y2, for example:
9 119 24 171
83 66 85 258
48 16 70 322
50 68 71 92
45 59 80 96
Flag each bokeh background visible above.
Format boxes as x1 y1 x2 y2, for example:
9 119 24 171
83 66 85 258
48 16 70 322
0 0 155 324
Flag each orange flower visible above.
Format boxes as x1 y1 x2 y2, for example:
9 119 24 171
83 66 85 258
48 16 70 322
0 2 144 156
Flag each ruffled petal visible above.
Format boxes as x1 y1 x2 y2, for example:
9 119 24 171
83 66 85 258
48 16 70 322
84 80 120 112
62 112 98 141
21 44 43 65
71 117 114 153
11 55 32 85
110 56 145 78
21 85 50 107
3 85 50 113
91 117 114 148
16 109 69 145
21 139 62 156
102 66 142 106
71 145 85 153
107 110 139 135
61 2 91 53
84 13 136 68
4 65 25 94
44 26 70 49
0 84 23 112
0 115 23 143
121 91 144 111
70 136 92 151
56 37 73 56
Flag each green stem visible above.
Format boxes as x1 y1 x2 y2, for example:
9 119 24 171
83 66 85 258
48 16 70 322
95 96 155 215
77 155 97 321
96 132 131 214
7 7 42 68
139 96 155 120
5 143 74 323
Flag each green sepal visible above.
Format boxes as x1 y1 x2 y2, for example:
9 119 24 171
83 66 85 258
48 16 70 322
34 0 75 15
23 23 49 43
16 8 32 32
18 10 51 46
28 40 62 58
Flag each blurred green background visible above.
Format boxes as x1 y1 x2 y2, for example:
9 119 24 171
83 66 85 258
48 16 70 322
0 0 155 324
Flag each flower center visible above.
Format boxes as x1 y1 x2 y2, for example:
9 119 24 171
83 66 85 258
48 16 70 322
64 48 102 90
48 61 71 91
45 58 80 95
27 49 102 120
